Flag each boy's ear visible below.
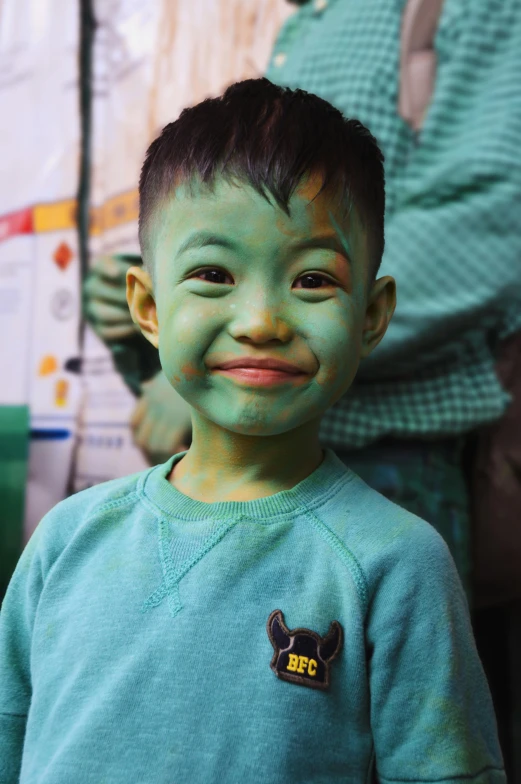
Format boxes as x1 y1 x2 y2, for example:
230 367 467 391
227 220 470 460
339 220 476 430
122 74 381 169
360 275 397 358
126 266 159 348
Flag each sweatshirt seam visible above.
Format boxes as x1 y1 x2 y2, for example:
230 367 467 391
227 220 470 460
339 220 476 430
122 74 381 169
379 764 506 782
137 470 353 525
159 515 238 584
303 509 369 611
141 510 241 617
0 710 27 718
55 491 142 534
40 493 141 586
86 490 140 517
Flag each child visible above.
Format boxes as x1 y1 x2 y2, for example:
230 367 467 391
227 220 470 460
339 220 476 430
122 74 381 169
0 79 505 783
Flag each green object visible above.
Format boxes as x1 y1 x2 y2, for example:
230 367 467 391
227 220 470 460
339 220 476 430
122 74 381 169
0 406 29 605
267 0 521 449
0 450 505 780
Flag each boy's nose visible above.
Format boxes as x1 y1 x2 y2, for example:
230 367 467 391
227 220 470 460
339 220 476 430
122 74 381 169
228 302 293 344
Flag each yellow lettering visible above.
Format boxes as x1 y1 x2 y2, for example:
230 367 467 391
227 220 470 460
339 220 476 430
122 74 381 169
297 656 309 674
308 659 317 677
287 653 299 672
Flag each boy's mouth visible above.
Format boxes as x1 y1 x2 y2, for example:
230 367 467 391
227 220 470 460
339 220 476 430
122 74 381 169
211 356 304 373
208 356 309 387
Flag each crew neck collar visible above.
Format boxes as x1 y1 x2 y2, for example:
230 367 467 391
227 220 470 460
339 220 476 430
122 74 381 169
139 448 353 522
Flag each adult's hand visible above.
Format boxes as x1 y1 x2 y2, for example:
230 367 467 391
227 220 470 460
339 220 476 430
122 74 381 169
83 255 141 342
131 370 192 465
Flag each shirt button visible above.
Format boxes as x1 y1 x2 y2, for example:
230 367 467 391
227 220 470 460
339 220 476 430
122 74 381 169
273 53 287 68
314 0 328 10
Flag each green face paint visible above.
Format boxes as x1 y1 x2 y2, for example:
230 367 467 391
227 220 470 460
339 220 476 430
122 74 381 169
148 175 373 485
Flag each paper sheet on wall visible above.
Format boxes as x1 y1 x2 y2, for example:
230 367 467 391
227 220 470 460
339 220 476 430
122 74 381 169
0 0 83 543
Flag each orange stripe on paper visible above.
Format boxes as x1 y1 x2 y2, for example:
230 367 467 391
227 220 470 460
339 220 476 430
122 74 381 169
33 199 77 233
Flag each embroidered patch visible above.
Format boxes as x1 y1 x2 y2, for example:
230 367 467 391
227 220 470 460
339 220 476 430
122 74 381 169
267 609 343 691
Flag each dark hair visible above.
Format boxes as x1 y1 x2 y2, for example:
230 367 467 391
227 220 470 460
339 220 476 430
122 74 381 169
139 78 385 279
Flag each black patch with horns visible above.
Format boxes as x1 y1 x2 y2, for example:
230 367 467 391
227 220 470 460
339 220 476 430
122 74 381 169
267 609 343 690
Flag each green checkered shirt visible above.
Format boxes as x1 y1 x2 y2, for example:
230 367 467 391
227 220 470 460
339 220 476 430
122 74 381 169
267 0 521 449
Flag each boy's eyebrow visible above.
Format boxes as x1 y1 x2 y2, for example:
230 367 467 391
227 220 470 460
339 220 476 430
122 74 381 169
176 230 351 264
291 235 352 264
176 231 238 257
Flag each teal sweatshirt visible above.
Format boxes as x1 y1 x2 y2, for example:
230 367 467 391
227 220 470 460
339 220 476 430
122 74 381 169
0 450 505 783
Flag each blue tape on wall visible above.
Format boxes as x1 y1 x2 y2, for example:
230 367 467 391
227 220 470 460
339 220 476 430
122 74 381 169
30 429 71 441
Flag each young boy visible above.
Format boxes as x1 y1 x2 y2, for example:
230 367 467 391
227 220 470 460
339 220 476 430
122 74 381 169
0 79 505 783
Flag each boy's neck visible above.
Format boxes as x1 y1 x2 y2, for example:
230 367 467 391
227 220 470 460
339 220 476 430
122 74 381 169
168 415 324 503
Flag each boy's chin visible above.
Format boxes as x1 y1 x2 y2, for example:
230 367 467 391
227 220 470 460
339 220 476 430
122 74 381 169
194 411 322 439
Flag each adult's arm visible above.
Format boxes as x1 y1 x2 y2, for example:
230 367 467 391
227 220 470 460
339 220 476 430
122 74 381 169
83 254 191 460
83 254 162 394
360 0 521 377
83 254 142 343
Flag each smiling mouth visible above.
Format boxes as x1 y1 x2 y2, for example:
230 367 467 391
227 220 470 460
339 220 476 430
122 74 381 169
212 367 308 387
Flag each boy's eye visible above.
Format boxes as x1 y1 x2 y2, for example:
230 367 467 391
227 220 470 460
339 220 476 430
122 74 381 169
192 268 234 285
294 273 336 289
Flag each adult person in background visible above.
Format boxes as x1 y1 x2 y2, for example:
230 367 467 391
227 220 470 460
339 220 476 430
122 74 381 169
84 0 521 605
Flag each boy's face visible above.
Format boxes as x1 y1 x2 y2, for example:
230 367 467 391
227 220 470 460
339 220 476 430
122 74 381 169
128 176 395 438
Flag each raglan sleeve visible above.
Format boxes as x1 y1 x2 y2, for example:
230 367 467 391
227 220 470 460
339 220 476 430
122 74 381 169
366 521 506 783
0 526 44 783
359 0 521 378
